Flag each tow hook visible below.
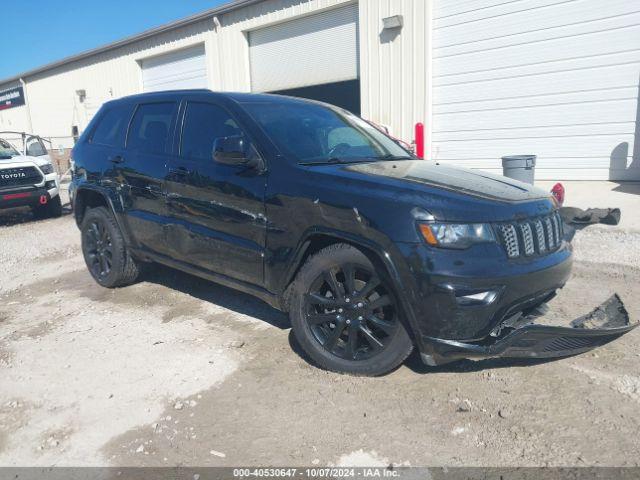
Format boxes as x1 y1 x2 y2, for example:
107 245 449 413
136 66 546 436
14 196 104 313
39 195 48 205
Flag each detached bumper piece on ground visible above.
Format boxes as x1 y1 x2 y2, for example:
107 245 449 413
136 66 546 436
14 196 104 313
560 207 621 227
423 295 638 365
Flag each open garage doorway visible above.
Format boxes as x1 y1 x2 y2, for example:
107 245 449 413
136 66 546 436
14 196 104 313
270 79 361 115
249 4 361 114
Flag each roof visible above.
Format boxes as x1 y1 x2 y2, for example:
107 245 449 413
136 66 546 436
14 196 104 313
110 89 330 106
0 0 264 87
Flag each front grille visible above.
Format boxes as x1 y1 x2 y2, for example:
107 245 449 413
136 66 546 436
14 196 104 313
497 211 564 259
0 166 43 190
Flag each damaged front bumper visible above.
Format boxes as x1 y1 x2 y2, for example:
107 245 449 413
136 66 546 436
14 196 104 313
420 295 638 366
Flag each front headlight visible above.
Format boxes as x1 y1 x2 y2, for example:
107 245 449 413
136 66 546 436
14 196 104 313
40 163 55 175
418 222 495 249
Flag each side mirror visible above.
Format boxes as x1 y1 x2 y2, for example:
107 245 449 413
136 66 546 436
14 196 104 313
213 135 248 166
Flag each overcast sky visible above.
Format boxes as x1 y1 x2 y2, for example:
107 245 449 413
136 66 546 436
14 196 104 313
1 0 227 80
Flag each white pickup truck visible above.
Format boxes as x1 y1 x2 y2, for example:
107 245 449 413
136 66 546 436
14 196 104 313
0 133 62 218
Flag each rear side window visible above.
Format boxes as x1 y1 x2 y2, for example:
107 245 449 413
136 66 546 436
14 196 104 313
127 102 177 154
91 104 131 147
180 102 242 161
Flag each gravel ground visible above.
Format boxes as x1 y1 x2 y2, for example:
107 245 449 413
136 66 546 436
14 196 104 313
0 191 639 467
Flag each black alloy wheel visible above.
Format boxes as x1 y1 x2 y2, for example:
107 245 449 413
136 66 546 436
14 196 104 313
304 263 401 361
80 206 140 288
84 218 114 279
291 244 413 375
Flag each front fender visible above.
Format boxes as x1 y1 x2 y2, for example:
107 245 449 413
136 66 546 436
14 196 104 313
280 227 424 341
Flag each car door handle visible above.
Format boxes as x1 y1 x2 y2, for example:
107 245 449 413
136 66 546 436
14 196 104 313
109 155 124 164
169 167 191 176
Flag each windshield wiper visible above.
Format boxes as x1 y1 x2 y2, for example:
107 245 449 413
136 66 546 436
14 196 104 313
300 154 413 166
371 154 414 161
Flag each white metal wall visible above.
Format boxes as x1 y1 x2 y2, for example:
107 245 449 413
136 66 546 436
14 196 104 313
359 0 431 144
212 0 431 144
0 0 431 152
432 0 640 180
0 20 213 149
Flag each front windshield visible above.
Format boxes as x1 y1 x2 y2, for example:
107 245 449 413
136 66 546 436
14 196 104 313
242 101 413 164
0 139 20 159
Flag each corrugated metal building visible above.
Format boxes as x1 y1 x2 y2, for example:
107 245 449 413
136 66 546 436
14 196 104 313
0 0 638 180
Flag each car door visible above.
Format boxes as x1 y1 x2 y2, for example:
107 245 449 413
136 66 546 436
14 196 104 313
25 136 51 163
165 99 267 286
119 101 178 256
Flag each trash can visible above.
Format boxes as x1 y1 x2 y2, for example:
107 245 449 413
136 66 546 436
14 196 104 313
501 155 536 185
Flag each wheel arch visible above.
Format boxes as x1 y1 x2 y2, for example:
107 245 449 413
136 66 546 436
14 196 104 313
74 186 109 225
73 185 134 246
281 229 420 341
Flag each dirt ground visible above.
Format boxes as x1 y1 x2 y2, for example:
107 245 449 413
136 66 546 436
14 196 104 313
1 189 639 468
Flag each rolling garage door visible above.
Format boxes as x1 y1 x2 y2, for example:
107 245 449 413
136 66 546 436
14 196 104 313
432 0 640 180
141 45 208 92
249 4 360 113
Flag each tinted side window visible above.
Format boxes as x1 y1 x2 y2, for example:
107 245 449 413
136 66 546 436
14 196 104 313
127 102 177 154
181 102 241 161
91 104 131 147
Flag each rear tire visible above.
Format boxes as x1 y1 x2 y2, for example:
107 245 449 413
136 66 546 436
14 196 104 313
289 243 413 376
33 195 62 219
81 207 140 288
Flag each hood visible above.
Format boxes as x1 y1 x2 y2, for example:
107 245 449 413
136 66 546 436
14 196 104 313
0 154 50 168
344 160 549 203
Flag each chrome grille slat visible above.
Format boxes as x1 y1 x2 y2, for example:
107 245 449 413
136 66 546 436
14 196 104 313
555 212 564 238
499 212 562 259
534 219 546 253
499 224 519 258
520 223 535 256
544 217 555 249
552 214 560 246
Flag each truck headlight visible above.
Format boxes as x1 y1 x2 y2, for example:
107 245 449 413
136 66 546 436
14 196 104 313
418 223 495 249
40 163 55 175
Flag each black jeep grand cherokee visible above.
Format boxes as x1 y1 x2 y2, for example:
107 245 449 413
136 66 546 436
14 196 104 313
71 90 629 376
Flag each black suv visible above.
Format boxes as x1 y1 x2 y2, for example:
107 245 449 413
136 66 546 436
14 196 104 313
71 90 631 376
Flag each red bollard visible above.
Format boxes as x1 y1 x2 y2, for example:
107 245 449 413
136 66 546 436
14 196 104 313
551 183 565 206
415 123 425 159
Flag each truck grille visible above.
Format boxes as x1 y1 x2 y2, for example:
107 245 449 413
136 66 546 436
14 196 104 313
0 166 43 190
497 211 564 259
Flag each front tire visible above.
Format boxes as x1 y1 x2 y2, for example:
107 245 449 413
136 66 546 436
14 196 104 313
290 244 413 376
81 207 140 288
